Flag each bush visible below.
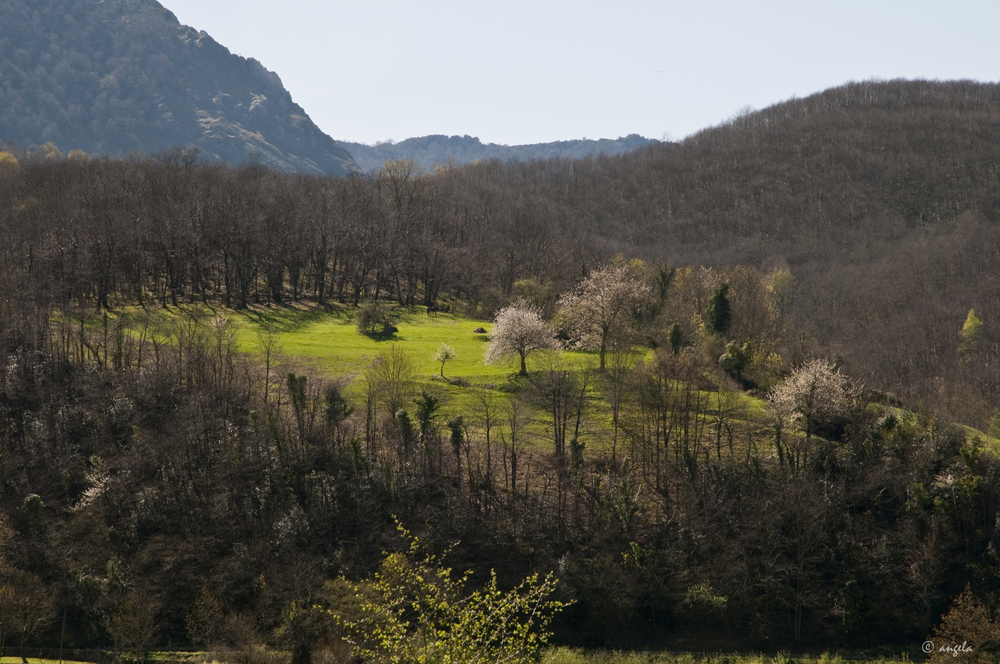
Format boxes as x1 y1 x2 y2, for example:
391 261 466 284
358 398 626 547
336 523 567 664
356 303 397 338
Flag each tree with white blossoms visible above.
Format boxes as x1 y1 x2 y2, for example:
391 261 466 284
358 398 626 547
484 303 560 376
433 343 456 378
767 358 858 467
558 258 652 370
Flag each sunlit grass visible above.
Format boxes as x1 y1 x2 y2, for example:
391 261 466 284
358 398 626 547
227 304 507 385
107 303 779 456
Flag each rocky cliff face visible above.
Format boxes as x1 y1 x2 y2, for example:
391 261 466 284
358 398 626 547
0 0 359 175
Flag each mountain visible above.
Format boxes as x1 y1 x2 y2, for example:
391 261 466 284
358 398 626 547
0 0 359 175
338 133 660 172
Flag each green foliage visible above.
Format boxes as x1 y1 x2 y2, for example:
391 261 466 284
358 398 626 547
706 283 731 336
336 524 567 664
185 590 225 647
667 322 683 355
433 342 456 378
718 340 750 382
323 383 353 426
357 302 398 338
959 309 983 364
413 390 440 441
447 415 465 461
275 598 337 664
683 584 728 611
395 410 416 448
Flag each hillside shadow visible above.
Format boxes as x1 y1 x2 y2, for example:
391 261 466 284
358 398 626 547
235 303 351 333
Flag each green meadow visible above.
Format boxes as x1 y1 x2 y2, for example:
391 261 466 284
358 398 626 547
227 304 506 386
221 304 620 419
110 303 789 458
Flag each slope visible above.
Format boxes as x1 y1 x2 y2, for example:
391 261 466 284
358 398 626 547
0 0 359 175
515 78 1000 423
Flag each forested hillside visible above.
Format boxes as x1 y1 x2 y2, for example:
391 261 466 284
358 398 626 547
480 78 1000 427
0 0 359 175
338 133 660 172
2 78 1000 657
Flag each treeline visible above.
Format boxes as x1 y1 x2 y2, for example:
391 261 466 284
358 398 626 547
0 149 582 316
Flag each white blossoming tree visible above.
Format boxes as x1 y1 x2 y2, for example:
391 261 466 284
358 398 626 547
484 303 560 376
767 358 858 466
558 259 652 370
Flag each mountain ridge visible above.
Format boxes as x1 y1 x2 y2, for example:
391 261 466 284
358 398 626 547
338 133 660 172
0 0 359 174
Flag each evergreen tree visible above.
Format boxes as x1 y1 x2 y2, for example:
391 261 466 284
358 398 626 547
706 283 732 336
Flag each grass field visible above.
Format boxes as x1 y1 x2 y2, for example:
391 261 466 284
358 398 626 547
112 302 782 456
222 303 627 432
227 304 509 386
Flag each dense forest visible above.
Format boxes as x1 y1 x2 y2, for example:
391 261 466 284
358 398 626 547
2 79 1000 658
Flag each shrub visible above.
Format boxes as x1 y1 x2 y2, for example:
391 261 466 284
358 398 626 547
356 303 397 338
337 523 567 664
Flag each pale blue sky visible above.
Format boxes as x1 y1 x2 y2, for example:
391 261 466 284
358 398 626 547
160 0 1000 146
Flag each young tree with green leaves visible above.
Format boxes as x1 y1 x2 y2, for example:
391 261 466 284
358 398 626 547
336 524 567 664
959 308 983 364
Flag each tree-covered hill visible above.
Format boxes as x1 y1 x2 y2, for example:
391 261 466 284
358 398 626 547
5 79 1000 657
338 133 660 172
0 0 359 175
491 78 1000 424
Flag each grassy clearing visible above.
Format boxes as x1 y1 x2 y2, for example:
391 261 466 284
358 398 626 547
224 304 620 425
112 303 778 456
228 304 506 385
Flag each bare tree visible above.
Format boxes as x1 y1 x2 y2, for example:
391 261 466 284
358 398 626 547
109 589 157 661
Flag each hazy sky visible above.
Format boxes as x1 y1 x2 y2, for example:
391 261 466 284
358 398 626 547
160 0 1000 146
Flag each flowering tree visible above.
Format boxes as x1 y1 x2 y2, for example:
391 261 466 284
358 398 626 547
558 260 652 370
433 343 456 378
767 359 857 465
484 304 560 376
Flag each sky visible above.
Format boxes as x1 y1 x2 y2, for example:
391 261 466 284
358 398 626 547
159 0 1000 147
